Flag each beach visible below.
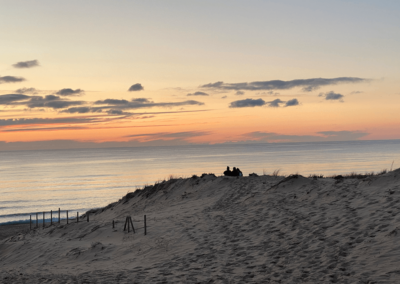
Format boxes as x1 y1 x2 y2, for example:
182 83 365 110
1 170 400 283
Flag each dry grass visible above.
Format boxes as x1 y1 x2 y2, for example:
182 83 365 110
308 174 324 179
272 169 281 177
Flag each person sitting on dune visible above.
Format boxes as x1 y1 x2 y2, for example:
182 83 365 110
224 166 232 176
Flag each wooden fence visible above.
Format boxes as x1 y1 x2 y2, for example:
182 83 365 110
29 209 147 235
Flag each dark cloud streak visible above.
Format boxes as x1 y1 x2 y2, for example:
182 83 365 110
202 77 368 92
12 60 39 69
187 92 209 96
0 76 25 84
55 88 84 96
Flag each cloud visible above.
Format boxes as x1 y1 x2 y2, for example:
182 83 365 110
15 87 38 94
0 117 98 127
267 99 284 107
229 98 266 108
221 96 227 99
0 94 30 105
0 76 26 84
230 98 299 108
243 130 369 143
319 91 344 101
201 77 368 92
0 93 85 110
125 131 210 140
236 91 245 95
60 107 95 114
350 91 363 94
55 88 84 96
12 60 39 69
94 98 204 111
128 83 144 92
285 98 299 106
95 99 130 105
187 91 209 96
27 95 84 109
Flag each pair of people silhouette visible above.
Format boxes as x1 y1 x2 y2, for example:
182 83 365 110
224 166 243 177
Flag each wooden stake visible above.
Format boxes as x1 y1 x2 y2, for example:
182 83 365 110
112 220 115 229
58 208 60 224
51 210 53 225
124 217 128 231
67 210 68 224
77 212 79 223
87 212 89 222
36 213 38 228
129 217 135 234
144 215 147 235
43 212 45 228
30 215 31 230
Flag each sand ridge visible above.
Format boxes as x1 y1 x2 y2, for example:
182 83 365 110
1 170 400 283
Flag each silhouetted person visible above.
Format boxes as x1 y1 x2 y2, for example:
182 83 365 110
224 166 232 176
237 168 243 177
232 167 239 177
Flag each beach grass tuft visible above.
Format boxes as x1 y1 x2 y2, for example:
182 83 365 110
272 169 281 177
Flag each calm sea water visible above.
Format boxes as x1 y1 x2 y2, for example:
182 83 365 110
1 140 400 225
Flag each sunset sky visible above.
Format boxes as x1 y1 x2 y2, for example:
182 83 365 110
1 0 400 150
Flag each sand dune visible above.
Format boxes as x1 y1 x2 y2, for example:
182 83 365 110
2 170 400 283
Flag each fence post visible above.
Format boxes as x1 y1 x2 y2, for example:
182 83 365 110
51 210 53 225
36 213 38 228
43 212 45 229
30 215 31 230
87 212 89 222
129 217 135 234
67 210 69 224
58 208 60 224
144 215 147 235
77 212 79 223
124 217 127 231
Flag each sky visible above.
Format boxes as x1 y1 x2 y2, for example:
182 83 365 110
1 0 400 151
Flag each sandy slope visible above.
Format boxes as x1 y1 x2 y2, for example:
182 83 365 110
2 170 400 283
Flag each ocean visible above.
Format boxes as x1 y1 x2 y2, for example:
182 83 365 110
1 140 400 225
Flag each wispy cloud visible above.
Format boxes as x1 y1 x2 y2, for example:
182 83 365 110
0 94 30 105
92 98 204 113
267 99 284 107
235 91 245 95
285 98 299 106
128 83 144 92
15 87 39 94
27 95 85 109
318 91 344 101
229 98 299 108
0 76 25 84
12 60 39 69
187 91 209 96
230 98 266 108
125 131 210 140
0 117 99 127
201 77 368 92
55 88 84 96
